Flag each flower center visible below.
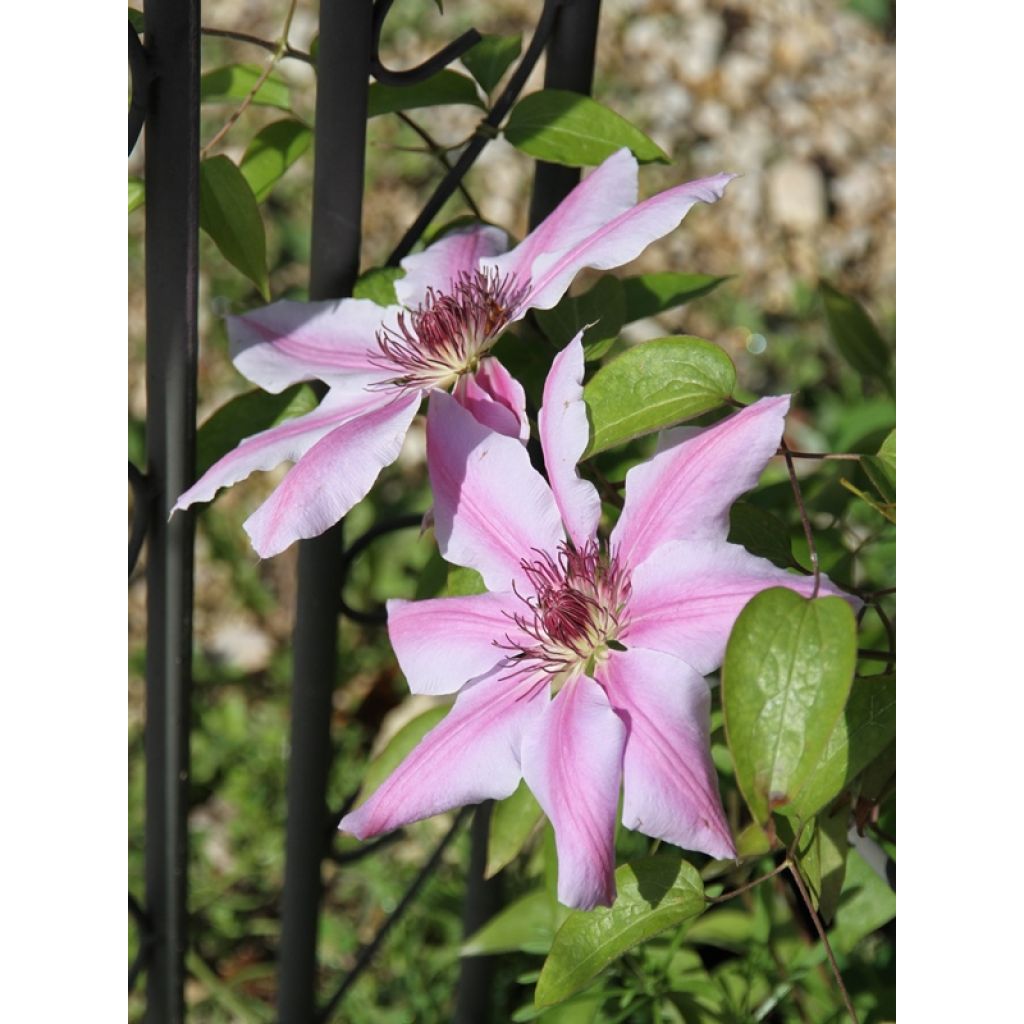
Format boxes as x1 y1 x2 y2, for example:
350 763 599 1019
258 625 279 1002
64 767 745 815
499 541 631 681
373 268 528 392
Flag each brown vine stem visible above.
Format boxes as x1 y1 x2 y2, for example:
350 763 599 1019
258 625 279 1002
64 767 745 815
396 112 483 219
705 859 790 904
202 26 314 65
200 0 300 159
787 860 860 1024
777 449 862 462
781 440 821 599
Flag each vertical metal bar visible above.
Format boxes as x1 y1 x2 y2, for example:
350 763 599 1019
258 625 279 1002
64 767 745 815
142 1 201 1022
528 0 603 227
277 3 374 1021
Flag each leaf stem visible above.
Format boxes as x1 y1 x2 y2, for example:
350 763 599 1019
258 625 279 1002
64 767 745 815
781 440 820 599
396 112 483 218
202 26 314 65
706 859 790 904
777 449 862 462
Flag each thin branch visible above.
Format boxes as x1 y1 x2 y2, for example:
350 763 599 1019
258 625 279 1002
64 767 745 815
202 26 314 64
781 441 821 599
778 449 862 462
857 648 895 663
786 861 860 1024
706 860 790 904
396 112 483 218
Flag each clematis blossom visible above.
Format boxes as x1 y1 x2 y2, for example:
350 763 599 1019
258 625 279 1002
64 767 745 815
173 149 735 557
339 336 858 910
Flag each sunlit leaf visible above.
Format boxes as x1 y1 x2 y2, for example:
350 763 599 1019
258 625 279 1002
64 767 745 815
534 277 625 361
128 177 145 212
830 848 896 955
504 90 669 167
722 589 858 825
353 265 404 306
445 565 488 597
535 856 704 1006
240 119 312 202
368 70 484 118
463 889 555 956
201 64 292 110
462 34 522 95
582 337 735 457
199 156 270 299
487 781 544 878
621 273 731 323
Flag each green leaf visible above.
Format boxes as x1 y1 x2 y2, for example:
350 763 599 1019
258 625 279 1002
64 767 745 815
861 428 896 504
684 908 758 953
728 503 798 570
504 90 669 167
780 806 849 923
487 780 544 878
821 281 893 389
444 566 487 597
783 674 896 822
621 273 731 323
462 34 522 95
463 889 556 956
240 119 312 202
839 477 895 524
722 589 858 825
368 70 484 118
353 265 405 306
534 277 625 361
582 337 736 457
355 704 451 807
199 156 270 299
829 848 896 955
128 8 144 34
196 384 318 477
200 64 292 110
535 856 705 1007
128 177 145 213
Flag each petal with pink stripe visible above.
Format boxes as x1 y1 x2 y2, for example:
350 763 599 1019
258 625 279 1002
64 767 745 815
453 356 529 441
395 225 510 309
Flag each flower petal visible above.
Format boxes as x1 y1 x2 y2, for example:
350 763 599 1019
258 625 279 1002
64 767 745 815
625 539 858 675
612 395 790 572
244 391 421 557
386 591 526 696
228 298 396 392
601 647 734 859
427 391 564 593
395 224 510 308
509 171 735 313
486 148 638 299
172 385 394 514
453 356 529 441
339 669 545 839
539 334 601 549
521 676 626 910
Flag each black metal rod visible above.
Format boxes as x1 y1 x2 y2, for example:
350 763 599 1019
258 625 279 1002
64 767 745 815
276 2 375 1020
370 0 482 85
142 1 200 1021
528 0 603 227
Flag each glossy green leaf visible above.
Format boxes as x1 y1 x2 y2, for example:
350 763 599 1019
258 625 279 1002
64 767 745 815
128 8 144 34
621 273 731 323
830 848 895 955
783 674 896 822
582 337 735 457
354 704 451 807
462 34 522 94
684 908 757 953
240 119 312 202
487 780 544 878
821 280 893 389
353 265 404 306
199 156 270 299
368 70 484 118
862 428 896 504
534 277 625 360
201 64 292 110
780 806 849 923
727 503 798 570
722 588 858 825
535 856 705 1006
445 565 487 597
196 383 318 477
128 177 145 213
504 90 669 167
839 477 895 524
463 889 555 956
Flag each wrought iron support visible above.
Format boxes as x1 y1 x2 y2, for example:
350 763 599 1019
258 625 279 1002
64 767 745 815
276 2 375 1021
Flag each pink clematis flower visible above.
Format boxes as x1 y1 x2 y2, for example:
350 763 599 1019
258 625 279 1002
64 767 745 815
340 336 857 910
173 149 735 557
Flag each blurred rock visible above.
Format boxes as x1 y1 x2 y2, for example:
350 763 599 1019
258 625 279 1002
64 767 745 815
768 158 826 232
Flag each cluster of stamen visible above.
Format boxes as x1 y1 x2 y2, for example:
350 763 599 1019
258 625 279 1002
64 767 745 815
373 268 528 392
498 541 631 680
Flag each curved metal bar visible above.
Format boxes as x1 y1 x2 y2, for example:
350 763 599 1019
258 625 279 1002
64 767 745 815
128 22 151 156
370 0 481 86
338 513 425 625
129 461 150 578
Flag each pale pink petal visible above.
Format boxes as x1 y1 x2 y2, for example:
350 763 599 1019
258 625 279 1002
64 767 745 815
244 392 421 557
339 669 546 839
173 386 394 514
453 356 529 441
521 676 626 910
395 225 510 308
508 172 735 313
228 298 397 392
538 334 601 549
611 395 790 572
427 391 564 594
486 148 638 296
601 647 734 859
386 591 527 696
625 539 858 675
